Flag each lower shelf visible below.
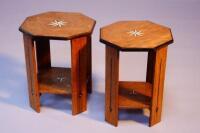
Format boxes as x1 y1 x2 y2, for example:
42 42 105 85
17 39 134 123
38 67 71 95
119 81 152 109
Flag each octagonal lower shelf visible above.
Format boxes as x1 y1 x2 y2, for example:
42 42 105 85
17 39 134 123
38 67 71 95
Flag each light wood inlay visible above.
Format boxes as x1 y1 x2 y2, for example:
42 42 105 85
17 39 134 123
38 67 71 95
20 12 95 115
100 21 173 50
19 12 96 40
101 20 173 127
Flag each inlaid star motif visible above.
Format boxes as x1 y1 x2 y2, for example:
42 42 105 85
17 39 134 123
48 20 66 28
57 76 65 82
127 30 143 37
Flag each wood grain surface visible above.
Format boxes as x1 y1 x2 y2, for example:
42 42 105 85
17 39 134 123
38 67 71 95
71 36 88 115
119 87 151 109
23 34 40 112
147 46 168 126
119 81 152 97
105 45 119 126
19 12 96 40
100 21 173 50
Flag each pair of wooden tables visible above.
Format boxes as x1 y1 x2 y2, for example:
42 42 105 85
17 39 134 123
19 11 173 127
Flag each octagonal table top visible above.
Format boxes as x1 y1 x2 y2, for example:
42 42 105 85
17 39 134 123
19 11 96 40
100 21 173 50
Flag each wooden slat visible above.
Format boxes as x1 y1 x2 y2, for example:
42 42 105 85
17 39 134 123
23 34 40 112
148 46 168 126
38 67 71 94
119 87 150 109
119 81 152 97
86 36 92 93
71 36 88 115
35 38 51 73
105 45 119 126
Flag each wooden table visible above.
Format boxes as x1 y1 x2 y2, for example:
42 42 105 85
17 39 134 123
100 21 173 126
19 11 96 115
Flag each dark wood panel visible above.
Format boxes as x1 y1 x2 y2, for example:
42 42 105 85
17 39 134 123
86 36 92 93
35 38 51 73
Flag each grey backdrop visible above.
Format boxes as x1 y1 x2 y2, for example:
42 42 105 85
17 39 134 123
0 0 200 132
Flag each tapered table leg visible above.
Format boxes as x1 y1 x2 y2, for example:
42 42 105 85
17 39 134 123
147 46 168 126
105 45 119 126
35 38 51 73
71 36 88 115
23 34 40 112
86 36 92 93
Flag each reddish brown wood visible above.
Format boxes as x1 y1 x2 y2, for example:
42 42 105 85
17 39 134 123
100 21 173 50
105 45 119 126
119 87 151 109
101 20 172 127
23 34 40 112
35 38 51 72
86 36 92 93
119 81 152 97
19 12 96 40
148 46 168 126
71 36 88 115
38 67 71 94
20 12 95 115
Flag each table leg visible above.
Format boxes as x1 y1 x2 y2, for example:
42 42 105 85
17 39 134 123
35 38 51 73
71 36 88 115
105 45 119 126
23 34 40 112
86 36 92 94
147 46 168 126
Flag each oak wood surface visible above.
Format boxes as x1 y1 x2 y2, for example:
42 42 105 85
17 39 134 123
148 46 168 126
105 45 119 126
20 12 95 115
38 67 71 94
19 12 96 40
71 36 88 115
119 81 152 97
100 21 173 50
101 21 172 126
23 34 40 112
119 87 151 109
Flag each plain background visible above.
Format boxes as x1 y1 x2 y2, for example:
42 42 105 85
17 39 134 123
0 0 200 132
